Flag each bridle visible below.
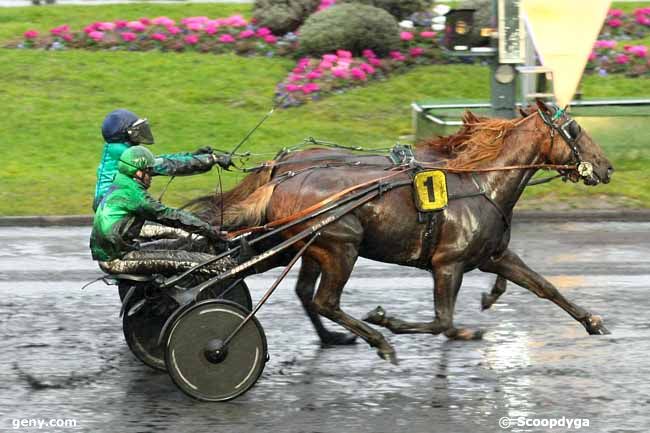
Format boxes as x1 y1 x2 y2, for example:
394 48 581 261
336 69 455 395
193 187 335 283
537 107 594 179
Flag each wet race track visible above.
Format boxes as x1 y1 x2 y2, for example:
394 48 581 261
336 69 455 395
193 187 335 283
1 222 649 433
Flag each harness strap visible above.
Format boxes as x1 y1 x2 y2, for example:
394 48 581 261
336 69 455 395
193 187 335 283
226 169 412 239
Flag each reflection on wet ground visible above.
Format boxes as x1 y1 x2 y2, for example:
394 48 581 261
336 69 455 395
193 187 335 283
1 223 649 432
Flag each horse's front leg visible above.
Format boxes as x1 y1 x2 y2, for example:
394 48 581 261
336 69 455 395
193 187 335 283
364 263 483 340
480 248 609 335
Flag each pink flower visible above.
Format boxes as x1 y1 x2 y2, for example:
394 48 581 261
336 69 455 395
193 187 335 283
127 21 147 32
389 51 406 61
167 26 181 35
615 54 629 64
588 51 597 62
289 74 304 82
319 60 334 69
297 57 311 66
331 67 348 78
362 49 376 58
24 29 38 39
121 32 137 42
184 34 199 45
594 40 616 49
139 18 151 26
224 15 247 27
369 57 382 66
607 18 622 28
84 25 97 34
636 15 650 26
336 49 352 58
306 70 322 80
97 22 116 31
400 31 414 41
608 9 624 18
420 31 436 38
264 35 277 44
359 63 375 74
50 25 69 36
256 27 272 37
219 34 235 43
186 22 204 32
115 20 128 29
62 33 73 42
204 26 219 35
323 54 338 62
286 84 302 92
151 33 167 42
627 45 648 58
409 47 424 57
350 68 367 81
88 31 105 42
152 16 175 27
302 83 320 94
239 29 255 39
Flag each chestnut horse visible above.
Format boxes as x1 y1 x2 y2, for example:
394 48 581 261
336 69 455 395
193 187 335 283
194 101 613 362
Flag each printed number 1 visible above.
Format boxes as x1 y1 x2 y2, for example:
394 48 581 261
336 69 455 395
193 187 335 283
423 176 435 203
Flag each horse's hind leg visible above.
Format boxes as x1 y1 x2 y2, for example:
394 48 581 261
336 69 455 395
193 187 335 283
481 275 508 310
480 248 609 335
364 263 482 340
295 258 357 346
309 242 397 364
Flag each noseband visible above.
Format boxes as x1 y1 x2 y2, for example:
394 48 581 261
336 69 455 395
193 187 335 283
538 108 593 178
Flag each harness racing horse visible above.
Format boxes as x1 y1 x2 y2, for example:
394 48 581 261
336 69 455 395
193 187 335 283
187 119 517 346
197 101 613 362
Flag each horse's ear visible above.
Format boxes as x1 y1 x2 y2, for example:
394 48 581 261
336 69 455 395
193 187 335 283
535 98 550 113
518 107 528 117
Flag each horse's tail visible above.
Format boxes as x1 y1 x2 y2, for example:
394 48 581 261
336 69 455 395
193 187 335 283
221 182 277 228
182 166 275 227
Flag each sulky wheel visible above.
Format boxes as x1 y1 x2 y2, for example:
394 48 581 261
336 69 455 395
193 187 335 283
122 284 176 371
196 278 252 311
165 300 267 402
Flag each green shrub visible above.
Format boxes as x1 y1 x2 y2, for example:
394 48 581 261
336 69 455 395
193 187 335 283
299 3 400 56
338 0 431 20
252 0 321 35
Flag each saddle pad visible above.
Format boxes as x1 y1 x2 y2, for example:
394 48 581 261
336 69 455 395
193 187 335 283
413 170 448 212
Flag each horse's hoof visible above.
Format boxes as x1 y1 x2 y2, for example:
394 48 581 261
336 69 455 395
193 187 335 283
480 292 494 311
584 315 610 335
363 306 387 326
320 331 358 347
445 328 484 341
377 348 398 365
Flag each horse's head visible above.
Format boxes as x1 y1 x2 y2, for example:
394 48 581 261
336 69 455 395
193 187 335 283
536 100 613 185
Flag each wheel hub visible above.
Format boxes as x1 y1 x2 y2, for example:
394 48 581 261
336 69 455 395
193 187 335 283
204 339 228 364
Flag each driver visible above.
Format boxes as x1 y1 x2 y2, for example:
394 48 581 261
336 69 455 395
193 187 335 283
93 109 232 211
90 146 234 277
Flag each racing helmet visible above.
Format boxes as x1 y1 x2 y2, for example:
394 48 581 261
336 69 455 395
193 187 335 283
118 146 155 177
101 109 154 145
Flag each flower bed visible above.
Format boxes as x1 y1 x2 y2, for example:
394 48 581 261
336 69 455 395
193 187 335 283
17 15 295 56
275 31 444 107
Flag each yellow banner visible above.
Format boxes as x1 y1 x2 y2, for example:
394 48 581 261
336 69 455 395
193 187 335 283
522 0 612 108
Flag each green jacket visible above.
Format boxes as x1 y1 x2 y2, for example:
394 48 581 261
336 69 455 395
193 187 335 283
90 173 215 261
93 142 215 211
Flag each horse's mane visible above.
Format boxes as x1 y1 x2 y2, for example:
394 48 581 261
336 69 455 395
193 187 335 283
416 111 522 169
